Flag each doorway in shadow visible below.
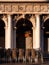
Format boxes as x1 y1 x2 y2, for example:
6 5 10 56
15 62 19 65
44 19 49 54
16 18 33 49
0 19 5 48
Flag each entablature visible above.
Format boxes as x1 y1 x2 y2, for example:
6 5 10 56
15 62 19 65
0 0 49 3
0 2 49 14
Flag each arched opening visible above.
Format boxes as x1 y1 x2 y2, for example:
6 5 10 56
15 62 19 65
0 19 5 48
16 18 33 49
44 19 49 54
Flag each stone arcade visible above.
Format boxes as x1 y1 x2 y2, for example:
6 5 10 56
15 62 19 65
0 0 49 59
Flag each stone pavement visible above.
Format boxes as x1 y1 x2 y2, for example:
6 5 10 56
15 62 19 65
0 61 49 65
0 59 49 65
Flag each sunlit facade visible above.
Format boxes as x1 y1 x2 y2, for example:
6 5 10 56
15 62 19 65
0 0 49 59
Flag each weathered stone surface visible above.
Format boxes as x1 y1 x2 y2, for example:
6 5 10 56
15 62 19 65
0 0 48 2
0 3 49 14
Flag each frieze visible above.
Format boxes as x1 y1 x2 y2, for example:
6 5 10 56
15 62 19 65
12 5 18 12
0 3 49 14
26 5 33 12
0 4 4 12
41 5 48 12
18 5 26 12
33 5 40 12
5 4 12 12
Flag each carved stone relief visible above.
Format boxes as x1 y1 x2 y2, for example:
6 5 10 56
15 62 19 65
5 4 12 12
33 5 40 12
18 5 26 12
26 5 33 12
13 14 35 28
30 15 36 28
0 4 4 12
12 4 18 12
41 5 48 12
2 14 8 26
0 3 49 14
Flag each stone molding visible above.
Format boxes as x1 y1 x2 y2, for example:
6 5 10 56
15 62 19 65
0 0 48 2
0 3 49 14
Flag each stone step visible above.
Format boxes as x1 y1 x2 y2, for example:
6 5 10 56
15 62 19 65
0 63 41 65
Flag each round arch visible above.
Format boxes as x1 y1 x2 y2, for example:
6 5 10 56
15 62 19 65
16 18 33 49
13 14 34 28
44 16 49 22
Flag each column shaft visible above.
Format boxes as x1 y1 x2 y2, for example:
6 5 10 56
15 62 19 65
5 26 8 49
33 28 36 49
13 27 16 48
35 15 40 49
7 15 12 49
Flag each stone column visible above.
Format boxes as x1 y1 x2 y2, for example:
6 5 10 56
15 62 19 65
7 15 13 49
5 26 8 49
30 15 36 49
33 27 36 49
13 27 16 48
32 27 33 48
35 15 40 49
31 27 36 61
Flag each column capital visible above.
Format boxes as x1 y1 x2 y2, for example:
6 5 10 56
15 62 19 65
35 14 40 17
22 14 25 18
32 27 35 29
12 14 19 22
7 14 12 22
14 27 17 30
35 14 40 25
7 14 12 17
4 26 8 29
2 14 8 26
32 27 33 29
32 27 36 29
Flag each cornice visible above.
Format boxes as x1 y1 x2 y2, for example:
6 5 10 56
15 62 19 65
0 0 49 3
